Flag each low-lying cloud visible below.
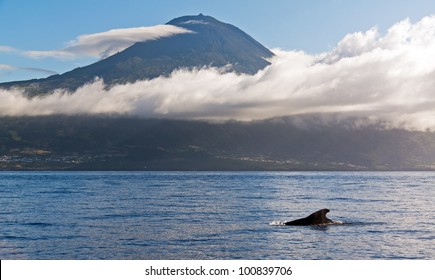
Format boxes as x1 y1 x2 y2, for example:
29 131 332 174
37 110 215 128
1 16 435 131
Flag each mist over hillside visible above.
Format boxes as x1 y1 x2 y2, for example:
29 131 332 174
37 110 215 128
1 115 434 171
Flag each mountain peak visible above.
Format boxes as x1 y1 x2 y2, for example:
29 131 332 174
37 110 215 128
1 15 274 96
167 14 220 26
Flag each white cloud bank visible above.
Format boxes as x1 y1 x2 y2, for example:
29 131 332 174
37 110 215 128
23 25 193 59
1 16 435 131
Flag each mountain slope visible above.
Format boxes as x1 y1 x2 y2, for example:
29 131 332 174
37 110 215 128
0 14 274 96
1 116 434 171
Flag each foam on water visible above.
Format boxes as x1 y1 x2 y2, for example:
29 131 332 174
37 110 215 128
269 220 287 226
269 220 344 226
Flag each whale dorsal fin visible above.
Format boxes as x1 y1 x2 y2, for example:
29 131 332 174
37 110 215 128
284 208 332 226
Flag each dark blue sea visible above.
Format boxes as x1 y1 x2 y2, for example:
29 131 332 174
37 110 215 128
0 171 434 259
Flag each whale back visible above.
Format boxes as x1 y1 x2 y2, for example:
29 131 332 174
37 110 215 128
284 208 332 226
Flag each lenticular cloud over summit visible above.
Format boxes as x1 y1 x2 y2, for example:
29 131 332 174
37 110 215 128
23 25 193 59
1 16 435 130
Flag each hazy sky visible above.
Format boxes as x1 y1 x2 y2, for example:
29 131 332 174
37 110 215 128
1 0 435 82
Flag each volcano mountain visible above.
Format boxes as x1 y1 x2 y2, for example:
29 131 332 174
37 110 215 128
0 14 274 96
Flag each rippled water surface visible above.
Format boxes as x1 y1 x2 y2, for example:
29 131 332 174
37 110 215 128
1 171 434 259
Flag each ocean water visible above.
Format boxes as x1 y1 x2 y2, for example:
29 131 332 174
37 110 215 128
0 171 434 260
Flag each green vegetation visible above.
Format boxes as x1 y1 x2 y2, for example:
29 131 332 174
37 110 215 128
8 130 21 141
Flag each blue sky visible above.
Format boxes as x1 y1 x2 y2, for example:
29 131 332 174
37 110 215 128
1 0 435 82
